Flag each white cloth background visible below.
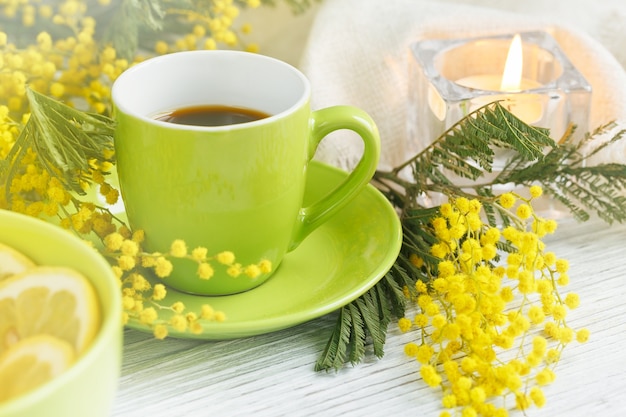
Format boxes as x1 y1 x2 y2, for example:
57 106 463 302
296 0 626 170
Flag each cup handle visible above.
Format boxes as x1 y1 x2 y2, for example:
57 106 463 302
288 105 381 251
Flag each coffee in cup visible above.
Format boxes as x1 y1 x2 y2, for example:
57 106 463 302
153 105 270 126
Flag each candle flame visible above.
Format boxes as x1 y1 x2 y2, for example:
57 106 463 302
500 34 523 92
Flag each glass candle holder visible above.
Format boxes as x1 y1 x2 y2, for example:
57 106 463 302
407 31 592 217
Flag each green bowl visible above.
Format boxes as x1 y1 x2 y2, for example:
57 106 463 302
0 209 122 417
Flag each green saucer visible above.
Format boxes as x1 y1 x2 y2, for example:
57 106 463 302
125 161 402 339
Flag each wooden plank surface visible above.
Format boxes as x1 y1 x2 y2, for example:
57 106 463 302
111 218 626 417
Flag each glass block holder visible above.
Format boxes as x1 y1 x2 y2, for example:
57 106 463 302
407 31 592 218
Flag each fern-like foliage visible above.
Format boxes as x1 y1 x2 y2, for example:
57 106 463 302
315 103 626 372
1 89 115 200
398 103 552 196
376 103 626 226
315 264 416 371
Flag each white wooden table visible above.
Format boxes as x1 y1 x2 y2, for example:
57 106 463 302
111 216 626 417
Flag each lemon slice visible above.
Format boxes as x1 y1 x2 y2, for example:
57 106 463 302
0 266 101 357
0 243 35 281
0 334 76 402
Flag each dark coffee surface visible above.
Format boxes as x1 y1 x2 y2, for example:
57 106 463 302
155 105 270 126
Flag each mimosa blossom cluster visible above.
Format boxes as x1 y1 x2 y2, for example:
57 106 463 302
104 230 271 339
399 187 589 417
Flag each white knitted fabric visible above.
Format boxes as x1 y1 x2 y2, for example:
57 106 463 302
298 0 626 170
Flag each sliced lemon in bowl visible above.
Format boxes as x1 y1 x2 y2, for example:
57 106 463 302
0 266 101 357
0 334 76 403
0 243 35 282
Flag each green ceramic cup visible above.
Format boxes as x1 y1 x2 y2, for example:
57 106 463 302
112 50 380 295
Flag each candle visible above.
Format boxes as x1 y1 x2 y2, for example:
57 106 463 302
409 31 592 215
454 75 543 124
409 30 591 154
454 34 544 125
455 75 540 92
407 32 591 216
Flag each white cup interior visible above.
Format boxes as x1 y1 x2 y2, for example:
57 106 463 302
112 51 309 128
